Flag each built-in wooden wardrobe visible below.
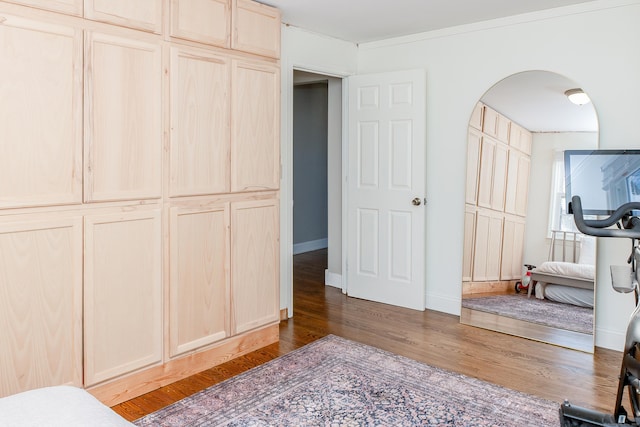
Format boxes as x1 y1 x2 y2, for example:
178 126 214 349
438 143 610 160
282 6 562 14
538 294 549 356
463 103 532 294
0 0 281 405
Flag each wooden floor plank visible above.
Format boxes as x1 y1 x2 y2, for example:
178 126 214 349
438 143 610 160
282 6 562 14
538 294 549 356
112 249 623 421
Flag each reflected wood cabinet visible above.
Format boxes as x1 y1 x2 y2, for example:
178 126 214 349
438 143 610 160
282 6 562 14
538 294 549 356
464 103 531 293
0 0 281 405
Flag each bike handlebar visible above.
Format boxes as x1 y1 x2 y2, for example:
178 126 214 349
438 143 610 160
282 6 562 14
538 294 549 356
571 195 640 239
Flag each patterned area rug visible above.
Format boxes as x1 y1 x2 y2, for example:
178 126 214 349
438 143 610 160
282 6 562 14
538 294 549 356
462 294 593 334
134 335 559 426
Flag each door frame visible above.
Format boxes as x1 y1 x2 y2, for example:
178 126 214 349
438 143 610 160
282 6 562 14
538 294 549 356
281 63 352 317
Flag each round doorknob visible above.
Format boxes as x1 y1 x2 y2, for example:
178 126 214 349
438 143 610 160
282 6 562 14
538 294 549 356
412 197 422 206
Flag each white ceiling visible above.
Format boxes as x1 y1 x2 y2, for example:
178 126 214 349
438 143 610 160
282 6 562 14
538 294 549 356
269 0 600 132
260 0 596 44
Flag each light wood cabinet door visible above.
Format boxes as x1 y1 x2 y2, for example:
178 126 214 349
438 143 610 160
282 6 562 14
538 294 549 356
0 15 82 209
231 60 280 192
5 0 82 15
231 0 280 58
472 208 503 282
170 46 231 197
509 122 532 155
482 107 509 143
84 210 162 386
231 199 279 334
514 154 531 216
469 102 483 131
169 204 230 357
0 217 82 397
501 215 526 280
462 205 476 282
505 150 531 216
170 0 230 47
491 142 508 211
465 128 481 205
84 0 162 33
477 136 495 209
85 32 162 202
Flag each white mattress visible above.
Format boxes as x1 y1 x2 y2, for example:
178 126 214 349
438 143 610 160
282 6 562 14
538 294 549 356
0 386 134 427
534 261 595 280
542 283 594 308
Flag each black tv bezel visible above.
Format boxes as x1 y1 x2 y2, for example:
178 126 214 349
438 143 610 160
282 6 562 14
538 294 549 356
565 149 640 215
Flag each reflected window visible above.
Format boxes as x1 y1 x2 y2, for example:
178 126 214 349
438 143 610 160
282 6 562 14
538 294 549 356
548 151 597 235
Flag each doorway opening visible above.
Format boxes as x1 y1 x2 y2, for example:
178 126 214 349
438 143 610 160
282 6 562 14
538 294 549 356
290 70 344 314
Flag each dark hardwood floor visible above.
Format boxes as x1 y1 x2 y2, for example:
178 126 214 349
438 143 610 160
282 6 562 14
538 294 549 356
113 249 623 421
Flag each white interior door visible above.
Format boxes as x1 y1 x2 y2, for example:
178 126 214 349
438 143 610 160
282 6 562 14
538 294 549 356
346 69 426 310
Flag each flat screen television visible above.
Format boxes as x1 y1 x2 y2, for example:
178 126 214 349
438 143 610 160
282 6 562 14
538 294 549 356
565 149 640 215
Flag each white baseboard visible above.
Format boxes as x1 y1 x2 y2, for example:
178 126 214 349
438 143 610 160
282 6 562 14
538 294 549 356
293 238 328 255
594 326 625 351
425 292 462 316
325 270 342 288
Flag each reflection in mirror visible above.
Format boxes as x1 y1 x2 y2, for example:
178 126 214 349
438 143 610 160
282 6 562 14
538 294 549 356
460 71 599 353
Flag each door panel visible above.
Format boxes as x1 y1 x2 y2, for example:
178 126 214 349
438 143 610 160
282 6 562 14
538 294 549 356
170 46 230 197
84 210 162 386
84 32 162 202
0 15 82 209
347 70 426 310
0 217 82 397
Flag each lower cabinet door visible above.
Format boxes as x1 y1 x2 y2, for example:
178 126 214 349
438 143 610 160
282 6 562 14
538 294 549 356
169 203 230 357
0 216 83 397
231 199 279 334
83 209 162 386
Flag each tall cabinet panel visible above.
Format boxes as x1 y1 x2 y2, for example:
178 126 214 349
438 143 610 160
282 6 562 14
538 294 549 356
465 128 481 205
464 102 531 293
501 215 526 280
0 15 82 209
169 204 230 357
477 136 496 209
472 208 503 282
0 217 83 396
231 60 280 192
0 0 281 404
84 210 162 386
84 32 162 202
170 46 231 197
462 205 476 282
231 199 279 334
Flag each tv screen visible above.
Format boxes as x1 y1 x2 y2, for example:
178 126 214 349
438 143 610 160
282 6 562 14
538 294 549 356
565 149 640 215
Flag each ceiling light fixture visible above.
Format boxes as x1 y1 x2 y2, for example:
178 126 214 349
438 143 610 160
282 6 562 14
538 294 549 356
565 88 590 105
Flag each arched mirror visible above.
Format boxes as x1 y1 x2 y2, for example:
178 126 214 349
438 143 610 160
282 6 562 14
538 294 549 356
460 71 599 353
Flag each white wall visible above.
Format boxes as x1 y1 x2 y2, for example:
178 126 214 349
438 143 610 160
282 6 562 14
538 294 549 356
356 0 640 350
524 132 598 265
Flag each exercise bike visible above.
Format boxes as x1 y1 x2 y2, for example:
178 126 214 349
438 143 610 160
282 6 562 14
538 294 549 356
559 195 640 426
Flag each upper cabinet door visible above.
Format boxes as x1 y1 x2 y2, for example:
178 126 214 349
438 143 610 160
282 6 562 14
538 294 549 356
231 0 280 58
0 15 82 209
170 46 231 197
5 0 83 16
469 102 483 131
231 59 280 192
84 0 162 33
170 0 230 48
84 32 162 202
482 107 510 143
